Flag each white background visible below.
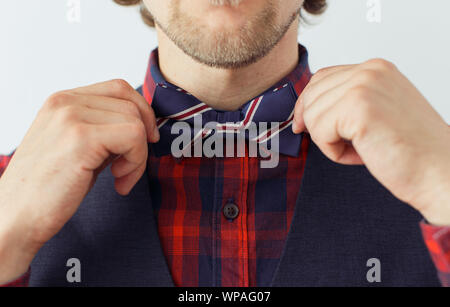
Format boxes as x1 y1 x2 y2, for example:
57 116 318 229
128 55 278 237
1 0 449 153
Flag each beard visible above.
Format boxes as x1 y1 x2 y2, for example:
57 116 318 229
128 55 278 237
153 0 300 69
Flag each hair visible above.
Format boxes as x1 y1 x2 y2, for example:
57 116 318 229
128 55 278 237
113 0 327 27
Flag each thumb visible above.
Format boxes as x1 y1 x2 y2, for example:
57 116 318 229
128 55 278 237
292 96 306 134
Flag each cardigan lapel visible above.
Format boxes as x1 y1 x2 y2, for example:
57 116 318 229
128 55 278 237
29 138 440 286
270 140 440 286
30 153 174 287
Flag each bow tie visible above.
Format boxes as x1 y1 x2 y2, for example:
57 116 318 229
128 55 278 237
150 82 303 157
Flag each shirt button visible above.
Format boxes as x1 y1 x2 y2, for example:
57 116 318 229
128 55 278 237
223 203 239 220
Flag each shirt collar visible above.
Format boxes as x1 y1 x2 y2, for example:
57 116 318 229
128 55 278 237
142 44 312 158
142 44 312 106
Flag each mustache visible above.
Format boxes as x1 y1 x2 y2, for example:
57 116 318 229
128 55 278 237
209 0 244 7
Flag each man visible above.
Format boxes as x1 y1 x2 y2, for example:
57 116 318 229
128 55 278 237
0 0 449 287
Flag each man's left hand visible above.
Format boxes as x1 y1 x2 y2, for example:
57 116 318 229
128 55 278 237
293 59 450 226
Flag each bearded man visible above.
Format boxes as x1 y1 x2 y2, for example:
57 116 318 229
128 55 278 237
0 0 449 287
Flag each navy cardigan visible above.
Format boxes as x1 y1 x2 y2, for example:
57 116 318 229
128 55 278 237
27 139 440 286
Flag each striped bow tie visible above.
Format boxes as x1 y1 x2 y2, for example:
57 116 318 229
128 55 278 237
150 82 303 157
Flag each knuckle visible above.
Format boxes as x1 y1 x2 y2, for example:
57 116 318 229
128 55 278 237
302 107 315 128
356 100 374 120
302 86 318 109
127 120 147 142
122 100 141 118
68 123 88 145
301 93 312 109
109 79 132 96
347 89 376 121
56 105 80 123
347 85 372 103
355 69 381 84
308 74 320 85
365 58 396 71
315 66 331 76
45 91 72 109
340 100 372 141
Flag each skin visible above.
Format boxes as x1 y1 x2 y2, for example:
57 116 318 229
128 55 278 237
292 61 450 225
0 0 449 284
0 80 160 283
143 0 302 110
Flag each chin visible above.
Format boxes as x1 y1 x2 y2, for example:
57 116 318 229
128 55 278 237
204 11 249 32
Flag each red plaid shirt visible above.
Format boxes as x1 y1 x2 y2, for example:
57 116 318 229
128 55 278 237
1 46 450 287
144 46 311 286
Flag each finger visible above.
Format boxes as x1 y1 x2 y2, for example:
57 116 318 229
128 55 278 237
305 101 364 165
292 97 306 134
294 80 350 134
314 139 363 165
302 80 374 165
69 94 143 119
57 100 143 127
304 60 394 101
69 79 159 142
87 122 149 191
304 59 397 105
114 161 147 195
295 65 383 134
110 155 141 179
308 64 355 86
302 66 357 109
302 79 355 125
90 154 119 190
293 65 355 133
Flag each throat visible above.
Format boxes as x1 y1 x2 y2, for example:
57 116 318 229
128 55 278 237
156 21 300 111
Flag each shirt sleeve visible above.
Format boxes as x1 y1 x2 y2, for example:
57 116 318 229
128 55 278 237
0 152 30 287
0 152 14 177
421 221 450 287
0 269 30 287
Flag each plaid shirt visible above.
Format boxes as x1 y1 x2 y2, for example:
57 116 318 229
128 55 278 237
145 45 311 286
1 45 450 287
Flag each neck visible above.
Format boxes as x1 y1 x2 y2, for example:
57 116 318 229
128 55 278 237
155 20 300 111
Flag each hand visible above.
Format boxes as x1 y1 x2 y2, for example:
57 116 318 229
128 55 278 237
292 59 450 226
0 79 159 284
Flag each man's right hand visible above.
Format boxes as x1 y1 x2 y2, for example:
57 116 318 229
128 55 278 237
0 79 159 284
